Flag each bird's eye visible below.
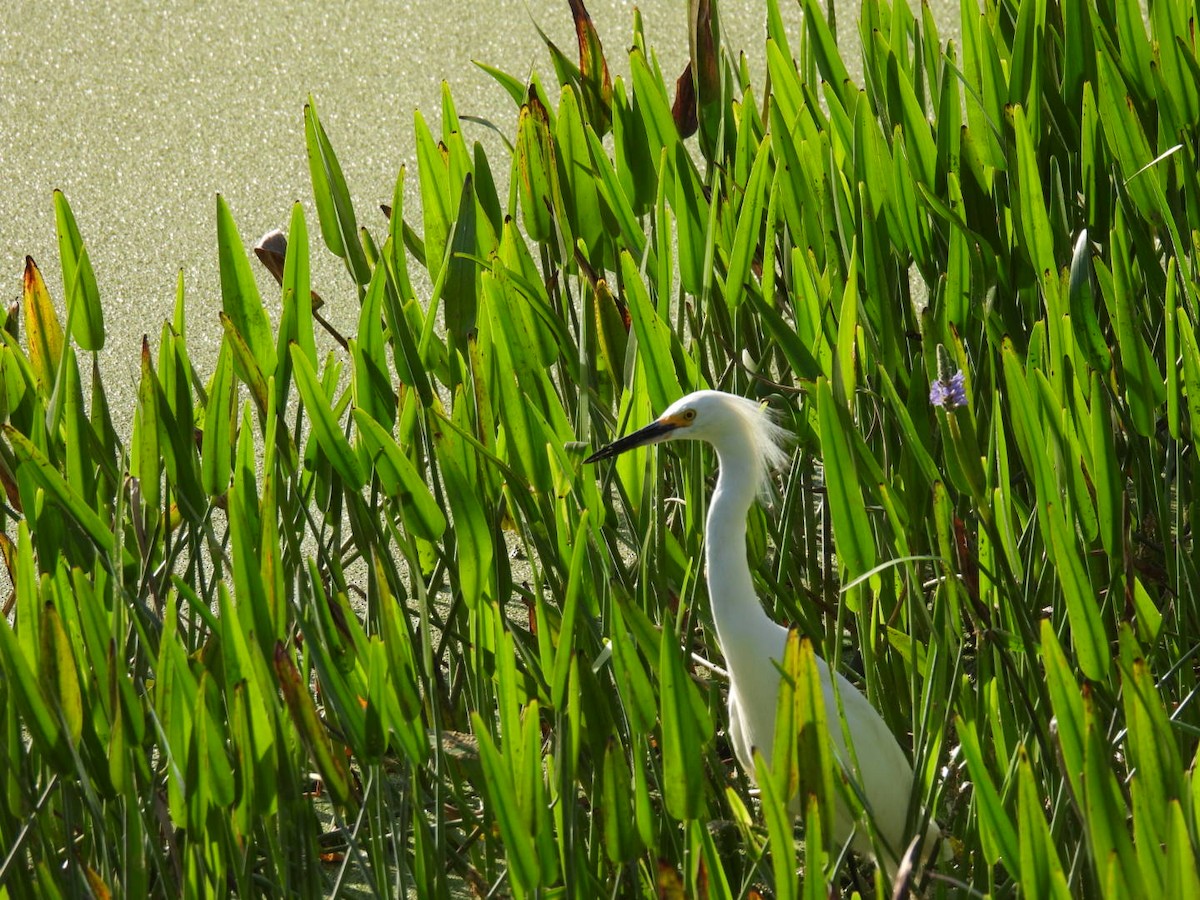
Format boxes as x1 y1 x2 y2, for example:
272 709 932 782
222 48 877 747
683 409 696 421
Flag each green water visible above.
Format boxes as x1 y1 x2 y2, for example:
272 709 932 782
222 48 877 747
1 0 955 387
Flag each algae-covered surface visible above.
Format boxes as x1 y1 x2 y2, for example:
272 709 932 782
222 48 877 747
1 2 742 373
0 0 954 394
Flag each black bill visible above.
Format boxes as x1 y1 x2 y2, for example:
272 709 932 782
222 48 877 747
584 419 679 463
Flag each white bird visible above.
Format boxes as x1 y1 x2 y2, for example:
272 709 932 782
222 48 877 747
586 389 944 879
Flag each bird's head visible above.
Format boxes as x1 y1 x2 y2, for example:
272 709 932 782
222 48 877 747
585 390 791 493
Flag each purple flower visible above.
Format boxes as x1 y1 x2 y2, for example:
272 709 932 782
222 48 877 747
930 369 967 410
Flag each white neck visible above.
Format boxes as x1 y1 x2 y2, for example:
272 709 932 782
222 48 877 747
704 437 787 675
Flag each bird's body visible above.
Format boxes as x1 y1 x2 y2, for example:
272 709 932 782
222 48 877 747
587 390 944 878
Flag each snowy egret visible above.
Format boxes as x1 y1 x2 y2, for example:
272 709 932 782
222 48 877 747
586 389 944 877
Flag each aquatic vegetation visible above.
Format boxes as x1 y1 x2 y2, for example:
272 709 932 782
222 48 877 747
0 1 1197 897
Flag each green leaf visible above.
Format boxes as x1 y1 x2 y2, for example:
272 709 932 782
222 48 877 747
472 711 541 894
1089 374 1122 559
217 574 278 806
1119 631 1182 816
1040 620 1085 803
304 98 370 285
669 145 709 296
1068 230 1111 371
747 287 820 380
816 378 875 576
1112 0 1153 98
193 674 235 822
216 195 276 379
228 402 272 644
801 793 827 900
1008 104 1060 313
481 273 550 492
621 252 683 411
1094 34 1172 232
754 749 798 900
414 108 452 277
0 613 69 773
802 0 852 106
959 4 1006 171
1109 224 1165 437
351 266 394 430
472 60 526 107
129 337 162 515
609 597 657 733
157 325 205 521
778 632 835 846
1166 800 1200 898
1018 746 1072 899
1007 0 1045 130
957 713 1018 867
834 246 859 405
21 256 64 400
628 47 678 163
886 49 937 187
1003 342 1108 681
0 529 71 772
585 120 648 258
219 311 270 419
557 85 605 258
283 201 317 370
659 624 705 820
601 739 638 863
1062 0 1096 107
1046 503 1109 682
6 427 115 554
571 0 613 135
273 641 355 810
374 555 426 762
53 191 104 351
592 278 629 392
201 340 235 497
59 346 94 504
876 367 941 489
516 93 556 244
766 40 802 131
40 601 83 748
1165 259 1180 440
433 424 493 610
439 82 473 199
551 513 590 710
382 285 434 410
1178 306 1200 442
444 174 480 359
724 136 772 310
352 410 445 540
888 122 934 271
1083 693 1144 895
290 346 364 490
